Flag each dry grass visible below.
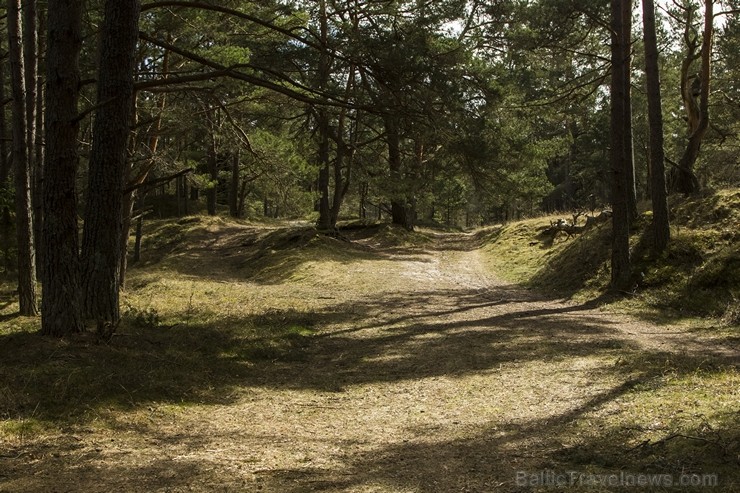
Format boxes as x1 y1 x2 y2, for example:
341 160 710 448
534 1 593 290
0 212 738 492
480 189 740 326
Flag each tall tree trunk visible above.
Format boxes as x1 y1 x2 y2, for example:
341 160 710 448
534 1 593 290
118 188 136 288
229 150 240 217
621 0 637 219
328 66 357 229
316 112 332 229
119 95 139 290
206 113 218 216
0 35 9 188
23 0 40 269
81 0 141 323
40 0 84 336
610 0 631 290
673 0 712 195
237 179 248 218
8 0 38 315
642 0 670 253
385 114 412 230
34 9 45 280
315 0 332 230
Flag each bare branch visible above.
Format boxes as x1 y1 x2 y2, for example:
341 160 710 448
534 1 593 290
124 167 194 195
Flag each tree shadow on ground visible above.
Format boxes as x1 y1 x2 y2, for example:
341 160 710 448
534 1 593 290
3 281 733 422
4 342 734 492
0 284 610 423
2 279 738 492
255 383 739 493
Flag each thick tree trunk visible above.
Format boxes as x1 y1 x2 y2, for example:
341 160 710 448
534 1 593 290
8 0 38 315
41 0 85 336
81 0 141 323
610 0 631 290
642 0 670 253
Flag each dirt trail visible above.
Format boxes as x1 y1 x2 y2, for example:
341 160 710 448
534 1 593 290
2 231 737 492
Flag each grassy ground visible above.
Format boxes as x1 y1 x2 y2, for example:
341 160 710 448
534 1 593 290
479 189 740 326
0 192 738 492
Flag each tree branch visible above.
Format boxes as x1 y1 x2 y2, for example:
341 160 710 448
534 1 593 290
139 32 370 111
124 167 193 195
135 70 230 90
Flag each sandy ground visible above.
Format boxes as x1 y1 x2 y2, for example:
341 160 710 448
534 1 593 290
1 231 737 492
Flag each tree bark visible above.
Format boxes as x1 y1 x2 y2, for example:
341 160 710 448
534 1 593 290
206 114 218 216
642 0 670 253
40 0 85 336
0 35 9 188
610 0 631 290
315 0 332 230
673 0 712 195
229 150 240 217
328 66 357 228
621 0 637 219
82 0 141 323
8 0 38 315
385 114 412 230
23 0 40 265
34 9 46 280
316 115 331 229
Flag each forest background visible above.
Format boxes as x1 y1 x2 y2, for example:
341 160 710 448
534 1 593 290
0 0 738 335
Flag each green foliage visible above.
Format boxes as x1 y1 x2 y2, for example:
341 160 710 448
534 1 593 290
0 186 12 211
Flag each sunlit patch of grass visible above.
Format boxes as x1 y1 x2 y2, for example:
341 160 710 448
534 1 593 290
478 189 740 325
552 360 739 486
0 417 50 442
0 266 322 434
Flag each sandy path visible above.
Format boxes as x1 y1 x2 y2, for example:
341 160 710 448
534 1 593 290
2 232 737 492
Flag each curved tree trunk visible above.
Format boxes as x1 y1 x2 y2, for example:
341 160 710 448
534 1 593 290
41 0 85 336
672 0 712 195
